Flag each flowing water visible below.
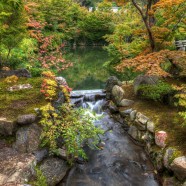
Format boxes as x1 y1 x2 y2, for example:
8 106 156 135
63 90 160 186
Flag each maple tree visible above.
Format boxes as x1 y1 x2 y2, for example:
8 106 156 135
116 50 186 77
24 1 72 72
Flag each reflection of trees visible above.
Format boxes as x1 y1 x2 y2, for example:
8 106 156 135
60 47 110 89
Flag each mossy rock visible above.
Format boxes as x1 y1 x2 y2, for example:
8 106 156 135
0 77 47 120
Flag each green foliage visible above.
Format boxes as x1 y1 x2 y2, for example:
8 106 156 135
39 103 103 163
0 0 27 67
137 81 174 102
105 4 146 60
174 85 186 127
31 167 47 186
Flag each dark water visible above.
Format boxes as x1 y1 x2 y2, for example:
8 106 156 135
64 92 159 186
59 47 110 90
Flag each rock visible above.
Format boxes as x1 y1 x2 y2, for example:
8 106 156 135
52 91 65 108
155 131 167 148
109 105 119 114
147 121 155 133
162 177 176 186
7 84 33 91
0 117 16 136
119 99 134 107
0 69 31 78
17 114 36 125
128 126 139 140
55 76 67 85
34 148 48 163
112 85 124 104
40 158 69 186
130 110 137 121
105 76 122 100
134 75 159 94
154 150 164 171
0 147 36 185
163 148 176 169
58 148 67 160
136 112 149 125
119 109 133 117
14 123 42 153
71 97 84 107
166 55 186 78
170 156 186 181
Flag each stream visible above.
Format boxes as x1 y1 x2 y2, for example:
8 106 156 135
61 90 159 186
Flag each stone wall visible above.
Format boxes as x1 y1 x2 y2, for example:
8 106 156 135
106 76 186 186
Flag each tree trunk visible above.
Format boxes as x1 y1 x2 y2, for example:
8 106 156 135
131 0 156 51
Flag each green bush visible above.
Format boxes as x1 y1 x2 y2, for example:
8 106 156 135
137 81 174 102
39 103 103 163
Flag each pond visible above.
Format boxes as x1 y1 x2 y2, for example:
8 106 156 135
59 47 110 90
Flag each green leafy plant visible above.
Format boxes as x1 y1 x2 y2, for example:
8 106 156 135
31 166 47 186
39 103 103 163
137 81 174 102
174 84 186 127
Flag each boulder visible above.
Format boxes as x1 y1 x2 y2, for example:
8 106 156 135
119 99 134 107
105 76 122 99
170 156 186 181
112 85 124 105
147 121 155 133
136 112 149 125
58 148 67 160
155 131 167 148
119 109 133 117
163 148 176 169
40 158 69 186
0 147 36 185
0 69 31 78
71 97 83 107
55 76 67 86
34 148 48 163
0 117 16 136
17 114 36 125
130 110 137 121
128 126 139 140
134 75 159 94
14 123 42 153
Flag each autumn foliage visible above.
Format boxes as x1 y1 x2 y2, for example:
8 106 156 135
116 50 186 77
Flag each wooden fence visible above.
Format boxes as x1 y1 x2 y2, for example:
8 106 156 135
175 40 186 51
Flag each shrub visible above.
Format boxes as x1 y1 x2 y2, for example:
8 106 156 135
137 81 174 102
174 84 186 127
38 71 103 163
39 103 103 163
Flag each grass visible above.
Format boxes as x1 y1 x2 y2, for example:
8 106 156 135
121 82 186 155
0 77 47 120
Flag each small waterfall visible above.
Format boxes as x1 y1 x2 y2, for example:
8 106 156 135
63 89 160 186
70 89 106 114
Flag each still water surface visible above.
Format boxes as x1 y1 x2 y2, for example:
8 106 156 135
59 47 110 90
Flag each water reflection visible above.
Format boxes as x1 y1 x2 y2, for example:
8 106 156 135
59 47 110 90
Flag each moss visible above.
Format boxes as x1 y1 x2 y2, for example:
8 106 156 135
121 82 186 155
0 77 47 120
168 149 182 164
0 135 16 145
137 81 174 102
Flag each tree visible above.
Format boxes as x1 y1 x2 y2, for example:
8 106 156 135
0 0 27 67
